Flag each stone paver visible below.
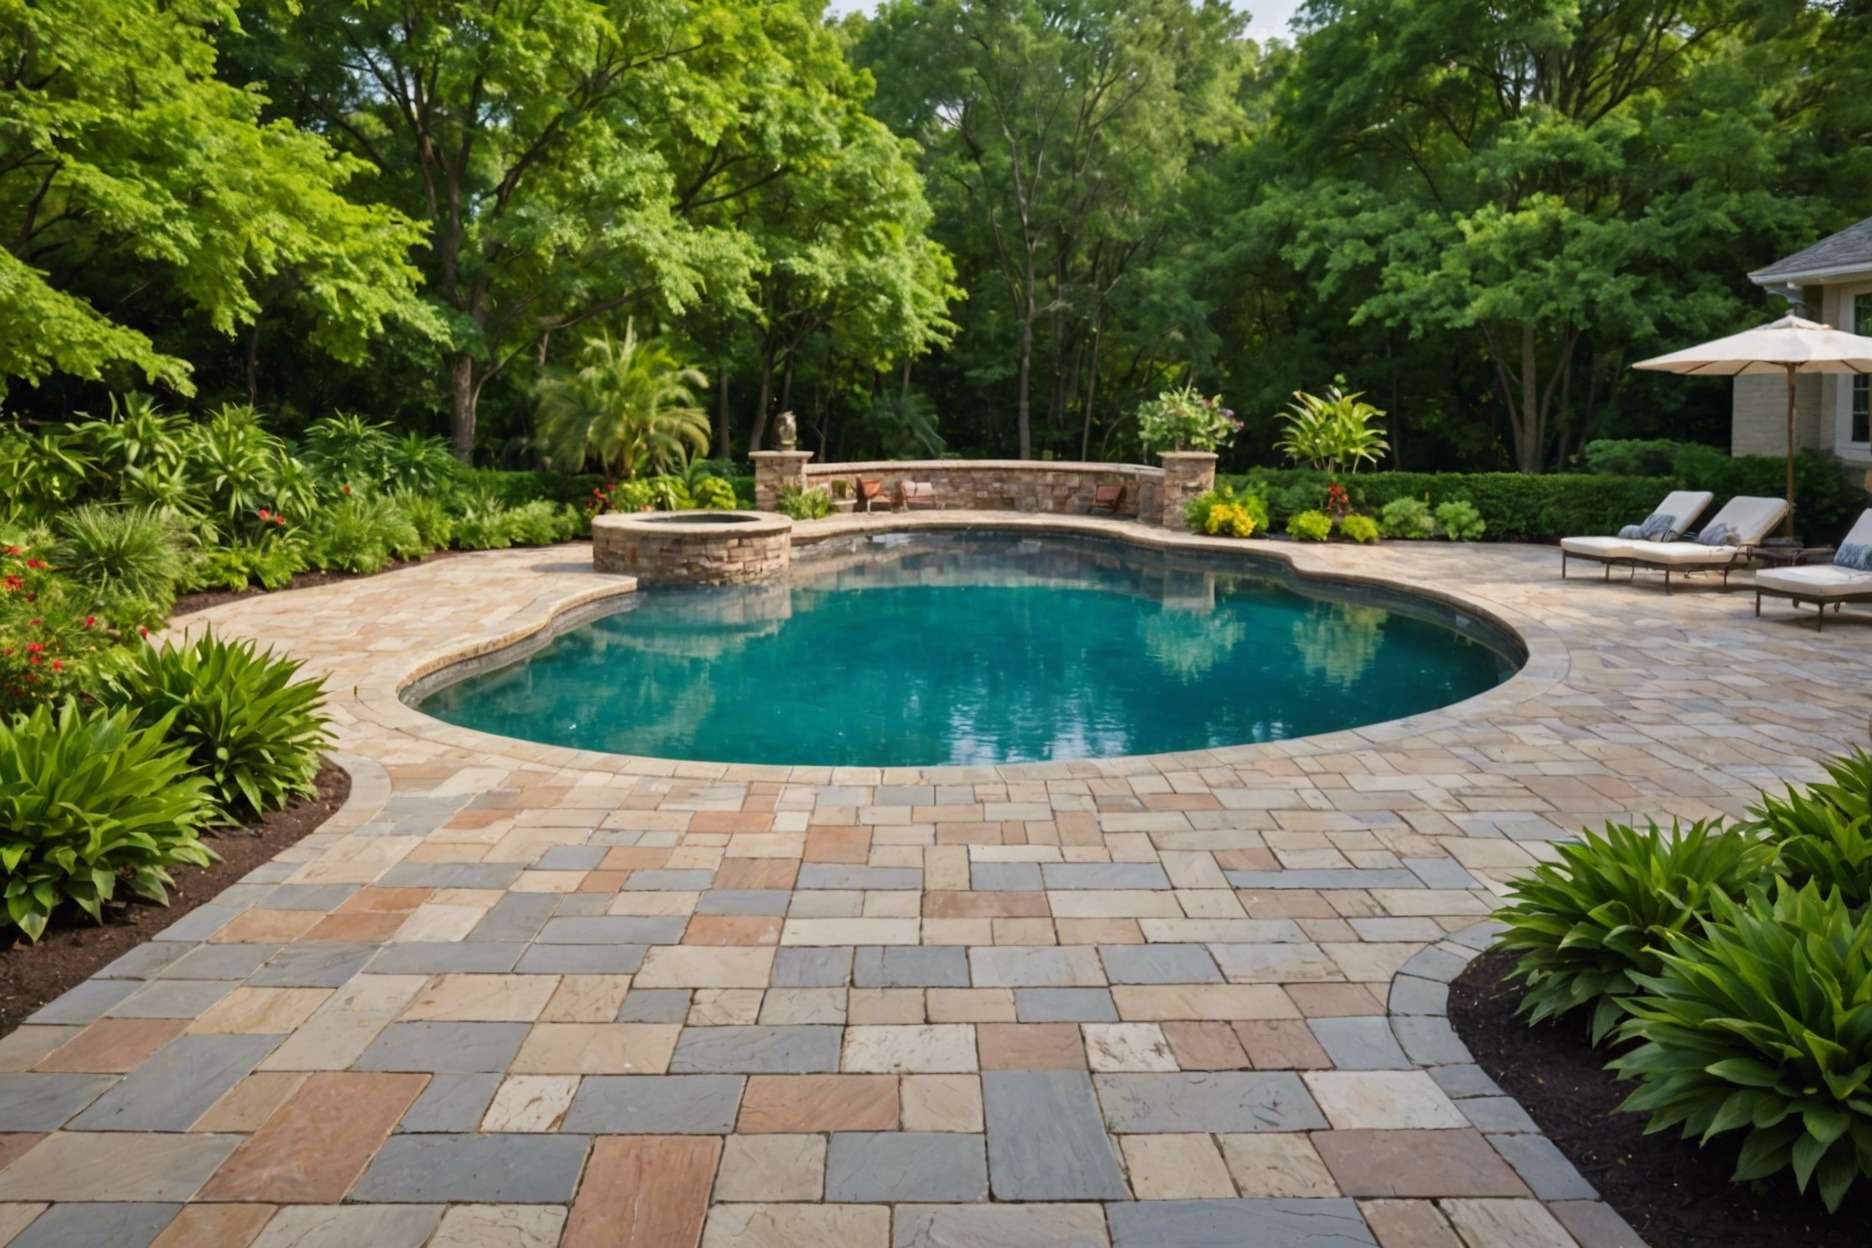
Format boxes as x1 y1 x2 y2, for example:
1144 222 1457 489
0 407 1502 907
32 526 1860 1246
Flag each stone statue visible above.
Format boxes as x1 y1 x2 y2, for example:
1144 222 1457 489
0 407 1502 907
775 410 798 451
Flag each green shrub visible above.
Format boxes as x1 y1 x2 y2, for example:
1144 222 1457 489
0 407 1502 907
691 477 737 510
454 496 516 550
52 504 190 621
1276 383 1388 473
1494 819 1773 1043
302 413 394 486
503 499 574 545
776 485 833 520
0 428 92 520
185 539 304 593
1 545 119 710
1378 497 1436 539
1747 752 1872 910
96 633 330 819
1186 486 1269 537
303 494 422 573
612 480 655 512
1580 438 1688 476
1613 881 1872 1212
1435 500 1486 540
645 475 692 511
1286 509 1333 541
1136 385 1242 454
393 490 457 549
186 404 286 523
1340 514 1380 544
0 699 218 940
380 432 459 494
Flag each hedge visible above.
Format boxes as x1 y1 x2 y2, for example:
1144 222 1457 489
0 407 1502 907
1221 450 1865 544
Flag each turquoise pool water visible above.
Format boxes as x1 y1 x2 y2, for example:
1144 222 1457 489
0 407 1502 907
416 533 1518 766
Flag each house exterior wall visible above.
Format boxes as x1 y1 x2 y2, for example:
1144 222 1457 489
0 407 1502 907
1730 281 1864 465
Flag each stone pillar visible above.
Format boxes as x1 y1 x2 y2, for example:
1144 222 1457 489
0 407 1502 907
1156 451 1217 529
749 451 813 511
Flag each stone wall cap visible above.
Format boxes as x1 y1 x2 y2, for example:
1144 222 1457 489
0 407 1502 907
805 458 1161 476
592 510 794 539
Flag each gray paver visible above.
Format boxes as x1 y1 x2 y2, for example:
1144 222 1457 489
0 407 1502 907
1405 858 1481 889
982 1070 1128 1200
8 1202 178 1248
670 1025 841 1073
350 1133 590 1203
970 947 1103 988
377 863 522 890
151 905 241 942
893 1204 1112 1247
1098 944 1222 984
513 944 646 974
106 980 236 1019
0 1073 116 1130
251 1204 444 1248
537 846 607 870
970 863 1042 891
70 1033 279 1132
155 943 279 981
1094 1072 1328 1133
826 1132 988 1203
797 865 922 890
1397 944 1472 983
854 946 969 988
466 894 558 942
616 989 691 1022
1224 869 1421 890
698 889 792 915
24 978 139 1024
396 1073 504 1132
773 947 853 987
1041 863 1170 890
1309 1018 1411 1070
259 883 361 911
366 943 525 975
247 943 375 988
1013 989 1117 1022
1489 1131 1597 1200
1430 1064 1504 1100
1460 1096 1540 1134
1106 1198 1376 1247
355 1022 530 1074
624 869 716 890
560 1075 744 1133
1393 1016 1470 1065
1386 975 1450 1016
535 916 686 945
94 943 191 981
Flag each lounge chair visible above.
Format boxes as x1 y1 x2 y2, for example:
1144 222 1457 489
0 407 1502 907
1559 490 1713 579
1089 482 1125 514
857 479 889 513
1754 510 1872 630
1625 495 1789 593
898 480 939 510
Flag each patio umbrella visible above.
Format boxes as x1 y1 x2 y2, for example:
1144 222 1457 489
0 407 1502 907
1632 314 1872 538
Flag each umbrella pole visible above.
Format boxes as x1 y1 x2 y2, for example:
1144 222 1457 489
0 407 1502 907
1784 362 1797 539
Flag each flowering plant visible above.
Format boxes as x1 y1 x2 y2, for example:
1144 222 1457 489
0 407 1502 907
0 544 123 711
1136 386 1242 454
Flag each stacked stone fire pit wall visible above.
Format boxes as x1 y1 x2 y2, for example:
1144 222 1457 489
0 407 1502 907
591 512 792 586
794 458 1166 520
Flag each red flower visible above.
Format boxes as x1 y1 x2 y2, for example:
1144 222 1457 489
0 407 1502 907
258 508 271 520
3 545 20 556
50 660 62 672
83 615 96 629
274 515 286 527
138 625 150 638
24 558 46 570
24 642 43 654
341 483 352 496
2 575 20 592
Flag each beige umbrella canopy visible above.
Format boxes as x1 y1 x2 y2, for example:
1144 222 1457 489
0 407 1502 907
1633 315 1872 537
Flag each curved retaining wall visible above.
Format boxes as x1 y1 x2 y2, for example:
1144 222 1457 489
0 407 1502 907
802 459 1164 521
592 511 792 586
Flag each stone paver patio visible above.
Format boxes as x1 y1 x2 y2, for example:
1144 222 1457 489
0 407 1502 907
1 513 1866 1248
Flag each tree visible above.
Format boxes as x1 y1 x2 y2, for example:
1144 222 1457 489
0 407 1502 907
857 0 1247 458
0 0 432 400
534 324 709 477
1263 0 1841 470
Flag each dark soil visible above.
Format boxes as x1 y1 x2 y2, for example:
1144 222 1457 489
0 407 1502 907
1449 946 1872 1247
172 548 465 616
0 763 351 1036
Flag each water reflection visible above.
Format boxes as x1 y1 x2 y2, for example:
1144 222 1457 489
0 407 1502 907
420 532 1515 766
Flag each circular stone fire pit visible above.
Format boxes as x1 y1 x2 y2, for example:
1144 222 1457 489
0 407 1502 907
591 510 792 586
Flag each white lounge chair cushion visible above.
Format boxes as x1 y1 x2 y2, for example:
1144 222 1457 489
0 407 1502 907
1831 510 1872 559
1650 490 1716 539
1629 541 1742 567
1560 536 1635 557
1757 564 1872 598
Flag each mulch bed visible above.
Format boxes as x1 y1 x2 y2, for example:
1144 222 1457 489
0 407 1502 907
0 763 351 1036
1449 946 1872 1247
171 548 465 616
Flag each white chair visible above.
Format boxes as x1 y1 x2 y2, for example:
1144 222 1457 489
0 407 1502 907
1754 510 1872 630
1626 496 1789 593
1559 490 1714 580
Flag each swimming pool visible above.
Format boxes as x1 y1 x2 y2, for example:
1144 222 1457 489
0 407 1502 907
412 532 1520 766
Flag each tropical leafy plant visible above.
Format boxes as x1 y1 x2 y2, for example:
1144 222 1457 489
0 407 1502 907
1435 500 1486 541
0 699 218 940
534 324 710 477
0 429 93 519
74 394 191 480
859 390 946 458
393 489 457 549
1613 881 1872 1212
776 484 833 520
186 405 286 522
1379 496 1437 539
1748 752 1872 909
1136 385 1242 454
95 633 330 819
691 477 737 510
303 413 394 485
644 476 692 511
380 432 460 494
454 495 517 551
1494 818 1773 1043
1340 513 1381 544
1286 509 1333 541
302 494 421 574
52 504 191 621
1276 384 1389 474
